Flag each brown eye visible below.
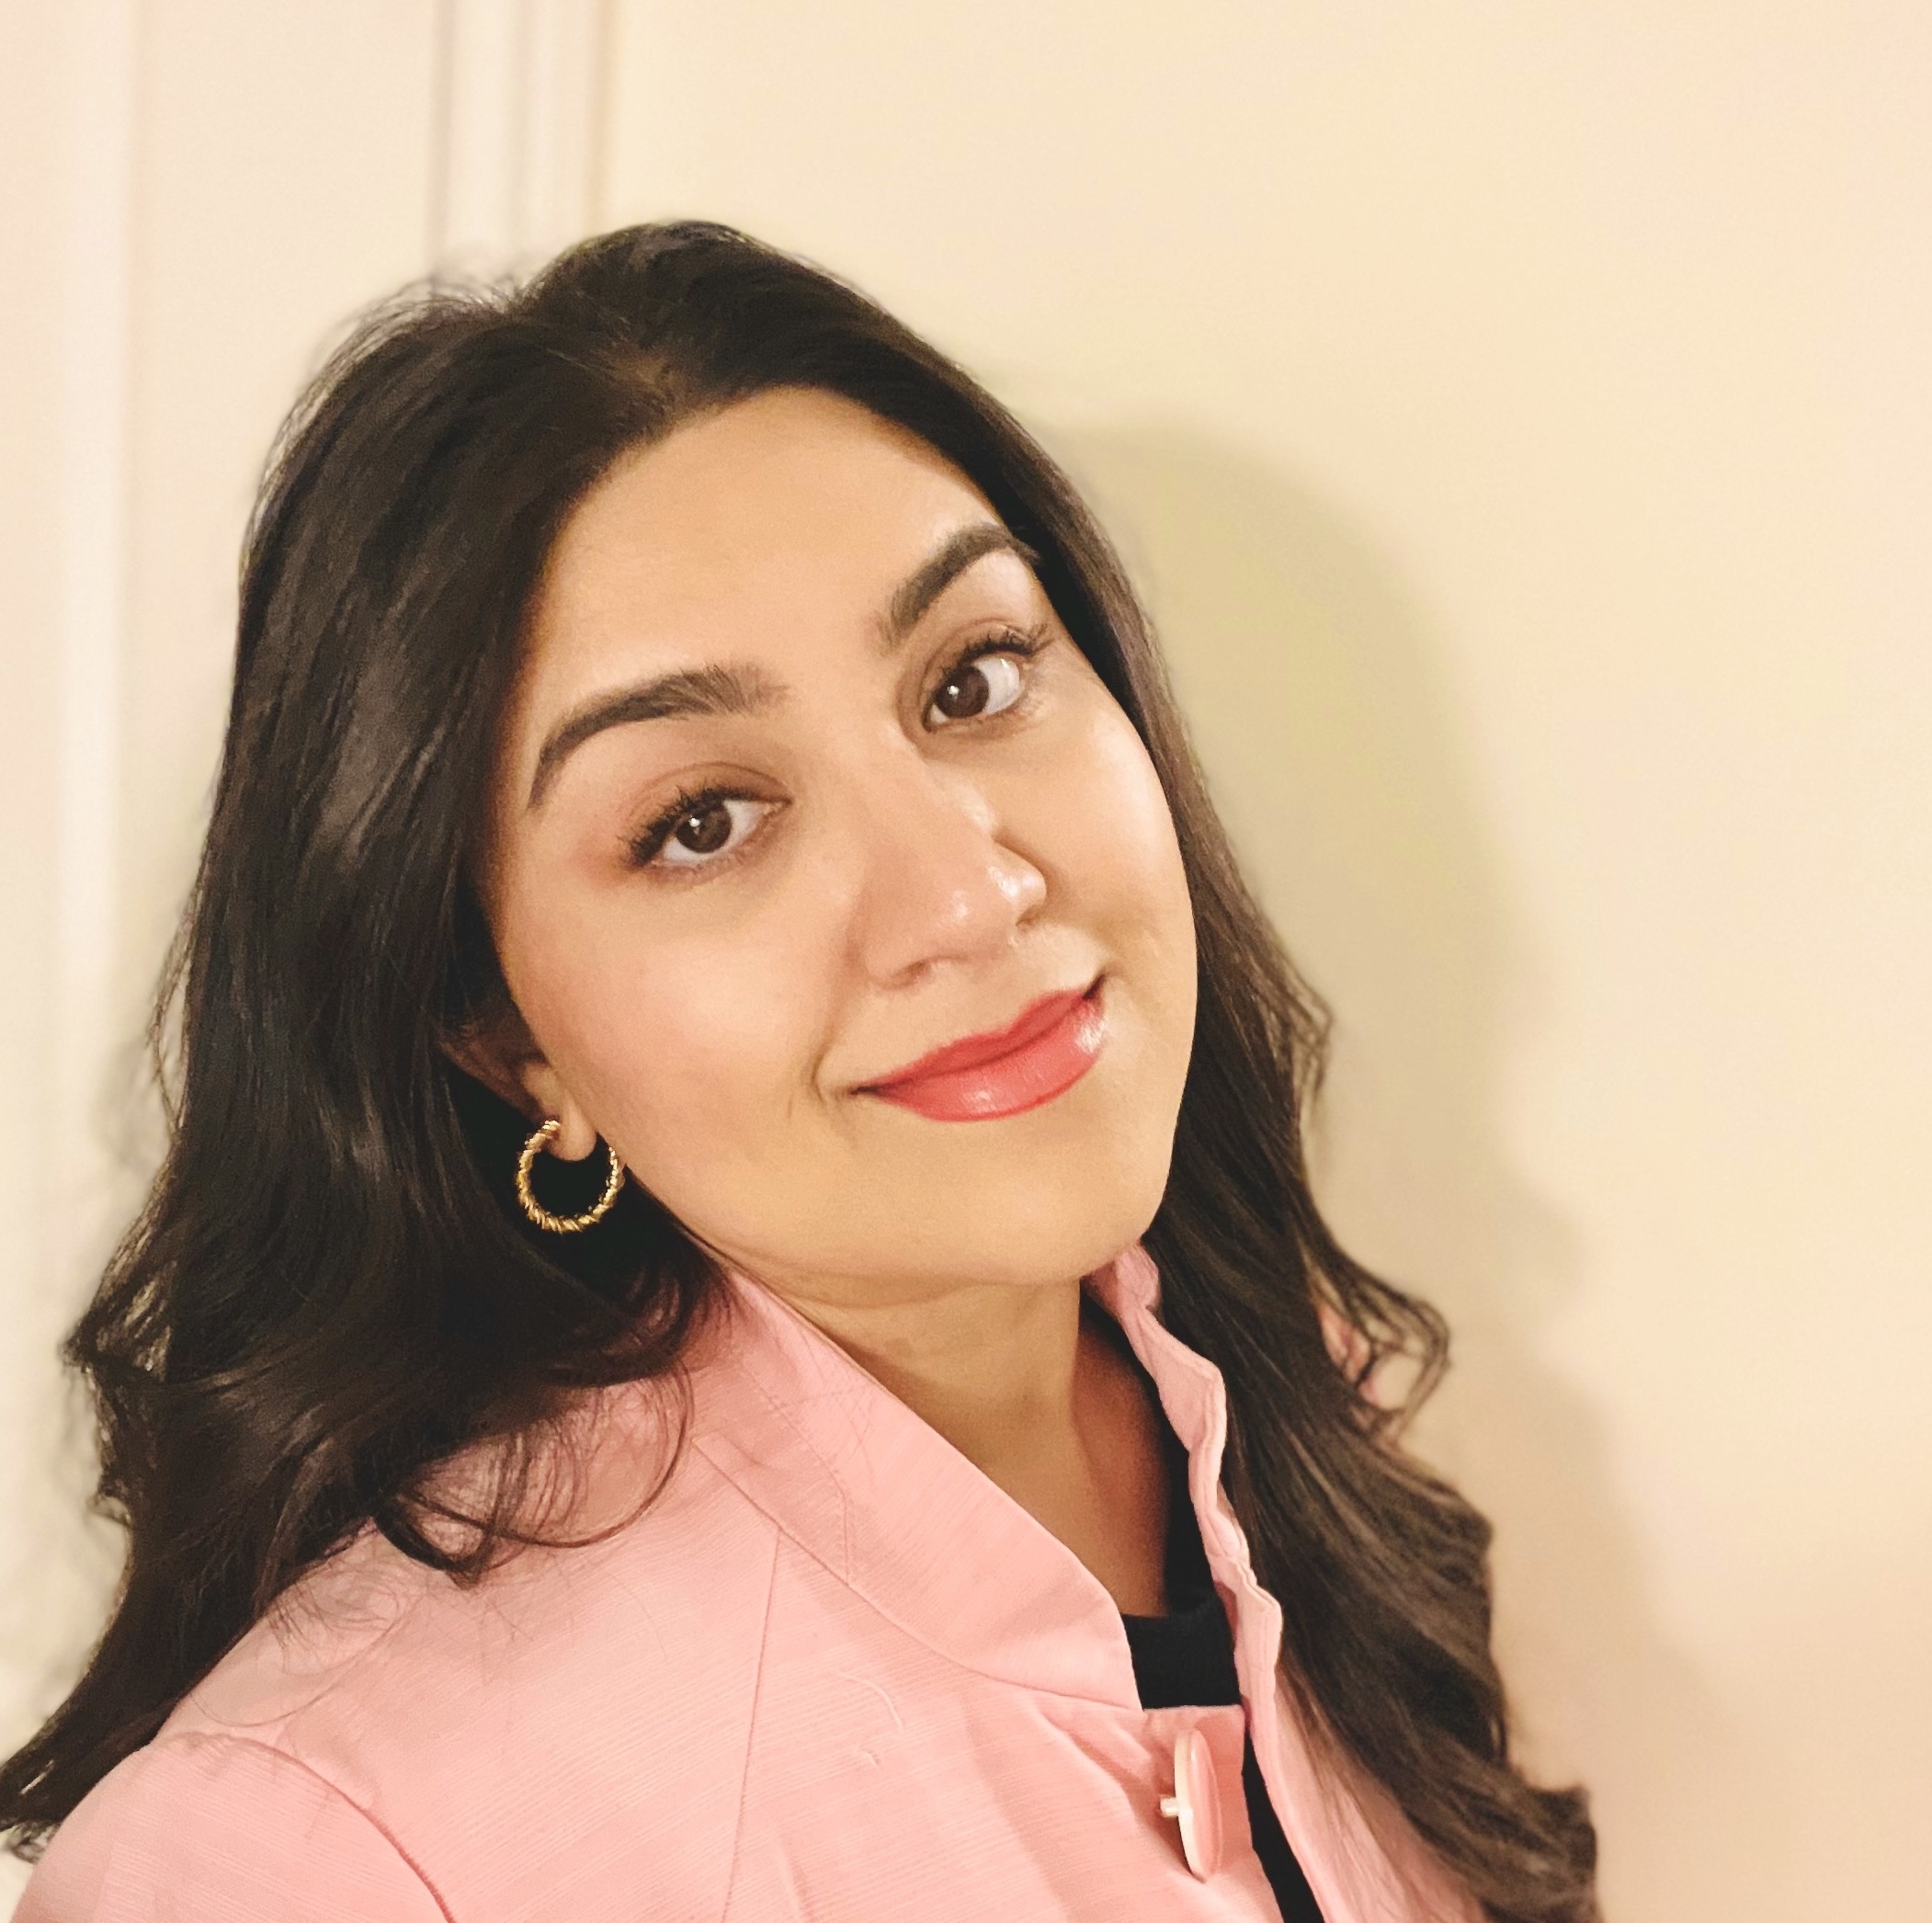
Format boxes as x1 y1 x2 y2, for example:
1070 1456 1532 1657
926 651 1029 726
670 799 734 857
630 789 777 873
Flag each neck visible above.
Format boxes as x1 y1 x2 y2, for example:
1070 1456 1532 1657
767 1271 1173 1615
779 1273 1091 1477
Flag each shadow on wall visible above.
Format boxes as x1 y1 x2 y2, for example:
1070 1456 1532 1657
1051 423 1795 1923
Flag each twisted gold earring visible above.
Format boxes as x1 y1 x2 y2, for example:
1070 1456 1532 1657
515 1118 625 1234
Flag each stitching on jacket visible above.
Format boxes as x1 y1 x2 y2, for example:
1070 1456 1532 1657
722 1362 858 1580
691 1431 1152 1712
131 1728 456 1919
717 1521 782 1923
688 1278 1263 1712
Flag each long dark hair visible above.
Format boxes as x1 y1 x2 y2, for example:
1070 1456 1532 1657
1 221 1596 1920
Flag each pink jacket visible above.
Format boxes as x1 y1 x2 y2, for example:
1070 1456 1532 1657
17 1241 1477 1921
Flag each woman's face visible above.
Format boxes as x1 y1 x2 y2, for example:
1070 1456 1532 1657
477 386 1197 1310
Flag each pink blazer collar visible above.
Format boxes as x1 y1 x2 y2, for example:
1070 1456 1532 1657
687 1239 1288 1715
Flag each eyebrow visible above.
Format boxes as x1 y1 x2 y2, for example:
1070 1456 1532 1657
526 519 1036 810
881 521 1033 653
527 660 784 813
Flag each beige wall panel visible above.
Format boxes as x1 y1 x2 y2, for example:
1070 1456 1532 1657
602 6 1932 1918
0 3 94 1826
0 4 438 1908
119 0 441 1017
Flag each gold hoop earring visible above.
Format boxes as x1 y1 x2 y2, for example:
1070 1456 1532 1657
515 1118 625 1234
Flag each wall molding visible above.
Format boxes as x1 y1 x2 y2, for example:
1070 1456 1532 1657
430 0 612 276
51 0 138 1278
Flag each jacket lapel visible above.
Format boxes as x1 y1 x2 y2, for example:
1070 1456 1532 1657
689 1246 1142 1705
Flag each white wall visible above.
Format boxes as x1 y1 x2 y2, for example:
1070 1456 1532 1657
5 5 1927 1917
3 2 448 1908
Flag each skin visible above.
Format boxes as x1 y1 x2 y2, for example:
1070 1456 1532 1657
456 387 1200 1616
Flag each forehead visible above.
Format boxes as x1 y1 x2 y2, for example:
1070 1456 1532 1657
524 387 997 685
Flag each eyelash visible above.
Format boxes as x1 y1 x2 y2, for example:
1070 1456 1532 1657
623 624 1051 876
926 622 1051 730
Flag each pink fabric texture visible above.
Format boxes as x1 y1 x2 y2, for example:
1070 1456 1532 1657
17 1241 1478 1921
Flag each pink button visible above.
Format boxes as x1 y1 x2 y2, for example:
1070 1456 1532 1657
1158 1725 1223 1879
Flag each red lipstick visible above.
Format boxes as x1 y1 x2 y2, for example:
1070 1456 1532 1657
860 978 1108 1121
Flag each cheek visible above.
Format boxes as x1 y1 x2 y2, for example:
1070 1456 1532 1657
502 884 821 1182
1048 707 1197 989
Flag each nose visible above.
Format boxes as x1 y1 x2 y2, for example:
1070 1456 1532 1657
843 745 1047 988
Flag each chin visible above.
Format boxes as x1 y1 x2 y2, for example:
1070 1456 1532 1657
702 1070 1184 1294
952 1100 1181 1280
936 1158 1172 1289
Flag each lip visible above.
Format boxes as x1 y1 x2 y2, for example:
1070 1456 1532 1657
859 976 1108 1122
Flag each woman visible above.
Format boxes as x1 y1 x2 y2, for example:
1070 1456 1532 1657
2 222 1597 1922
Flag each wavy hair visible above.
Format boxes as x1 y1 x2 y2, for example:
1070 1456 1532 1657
0 221 1596 1921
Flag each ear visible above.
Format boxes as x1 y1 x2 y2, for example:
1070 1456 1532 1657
441 1003 602 1163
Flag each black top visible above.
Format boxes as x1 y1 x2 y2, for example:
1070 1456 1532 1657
1108 1321 1324 1921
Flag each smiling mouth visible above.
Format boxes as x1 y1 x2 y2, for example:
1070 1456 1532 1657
859 976 1108 1122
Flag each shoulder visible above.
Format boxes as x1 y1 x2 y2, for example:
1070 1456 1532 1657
209 1418 778 1748
185 1417 778 1731
16 1731 449 1920
27 1408 785 1919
